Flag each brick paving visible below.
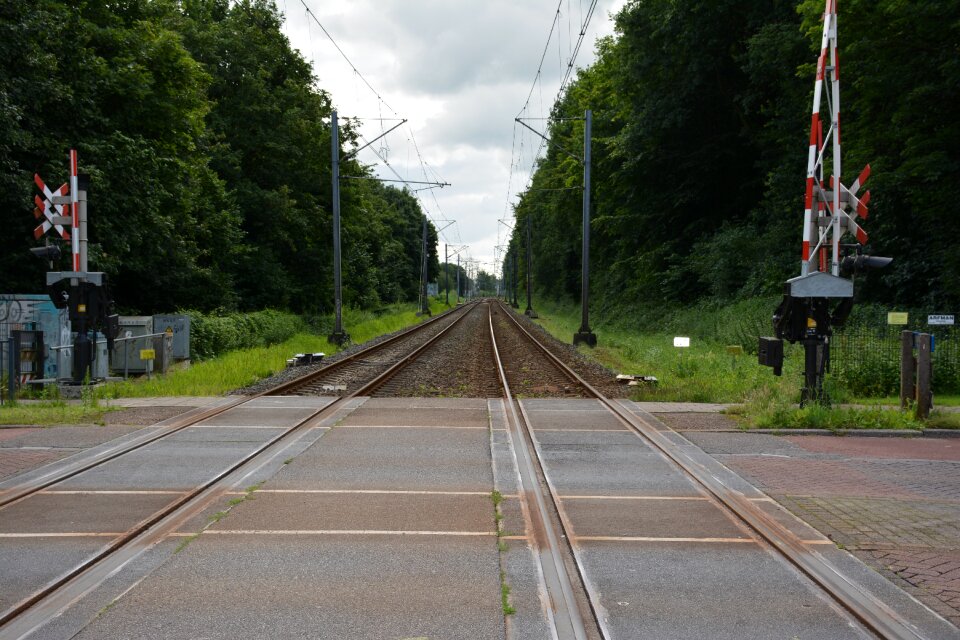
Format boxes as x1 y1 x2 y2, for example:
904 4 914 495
865 549 960 626
701 434 960 629
775 495 960 549
723 456 919 498
856 459 960 502
784 434 960 461
0 425 144 483
0 448 74 482
0 428 33 443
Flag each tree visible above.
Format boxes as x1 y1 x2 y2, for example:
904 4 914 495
509 0 959 319
0 0 241 312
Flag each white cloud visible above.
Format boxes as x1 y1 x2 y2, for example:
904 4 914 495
282 0 626 274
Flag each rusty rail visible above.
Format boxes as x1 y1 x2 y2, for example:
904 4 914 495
487 302 600 640
494 299 925 640
0 303 478 635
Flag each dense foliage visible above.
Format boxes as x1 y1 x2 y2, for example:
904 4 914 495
0 0 438 314
506 0 959 320
186 308 306 360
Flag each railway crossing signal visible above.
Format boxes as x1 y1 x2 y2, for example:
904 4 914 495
29 245 62 262
28 149 119 385
32 175 71 241
759 1 890 405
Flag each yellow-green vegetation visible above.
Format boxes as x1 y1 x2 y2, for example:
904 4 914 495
529 298 948 430
728 387 924 430
927 412 960 429
98 300 447 399
0 301 449 425
99 333 329 398
532 298 799 404
852 395 960 408
0 384 119 426
0 399 119 426
499 570 516 616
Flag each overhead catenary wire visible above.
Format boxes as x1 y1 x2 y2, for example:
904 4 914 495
526 0 600 168
295 0 457 247
518 1 564 118
296 0 398 117
505 0 602 234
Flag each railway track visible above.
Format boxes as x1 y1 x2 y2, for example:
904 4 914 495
0 304 474 514
0 303 478 637
269 302 476 396
0 297 935 638
486 299 925 640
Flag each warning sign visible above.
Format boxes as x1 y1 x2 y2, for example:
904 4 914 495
887 312 908 325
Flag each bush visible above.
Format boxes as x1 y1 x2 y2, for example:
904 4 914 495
183 309 307 360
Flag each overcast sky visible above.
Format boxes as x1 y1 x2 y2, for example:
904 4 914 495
279 0 626 277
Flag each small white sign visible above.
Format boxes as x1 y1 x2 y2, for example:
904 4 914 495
928 314 955 326
673 336 690 348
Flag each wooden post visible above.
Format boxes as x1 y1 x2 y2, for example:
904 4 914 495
900 330 915 409
916 333 933 419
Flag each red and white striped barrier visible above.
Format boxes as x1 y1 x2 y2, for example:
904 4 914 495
32 175 71 241
31 148 83 271
800 1 870 277
69 149 80 271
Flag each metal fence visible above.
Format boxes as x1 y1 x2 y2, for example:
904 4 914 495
832 324 960 396
0 336 14 405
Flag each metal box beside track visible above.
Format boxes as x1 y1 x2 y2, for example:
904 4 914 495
152 314 190 360
110 316 153 374
758 337 784 375
1 294 70 380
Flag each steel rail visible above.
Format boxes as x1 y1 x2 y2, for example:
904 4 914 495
493 300 926 640
0 302 480 637
0 397 246 509
487 303 596 640
0 402 330 633
0 303 471 510
266 302 474 396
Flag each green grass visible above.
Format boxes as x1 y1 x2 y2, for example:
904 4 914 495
730 390 924 430
499 570 516 615
97 300 447 399
531 297 800 404
1 300 449 425
0 399 119 426
98 333 334 398
173 532 200 554
851 395 960 407
927 411 960 429
528 296 947 430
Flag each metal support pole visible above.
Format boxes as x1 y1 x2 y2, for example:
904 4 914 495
329 111 349 345
456 255 461 304
511 251 519 308
574 109 597 347
78 174 89 273
524 216 537 318
900 331 915 409
800 337 829 407
6 337 14 402
417 216 431 316
69 149 80 272
72 294 91 384
917 333 933 419
445 244 450 306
